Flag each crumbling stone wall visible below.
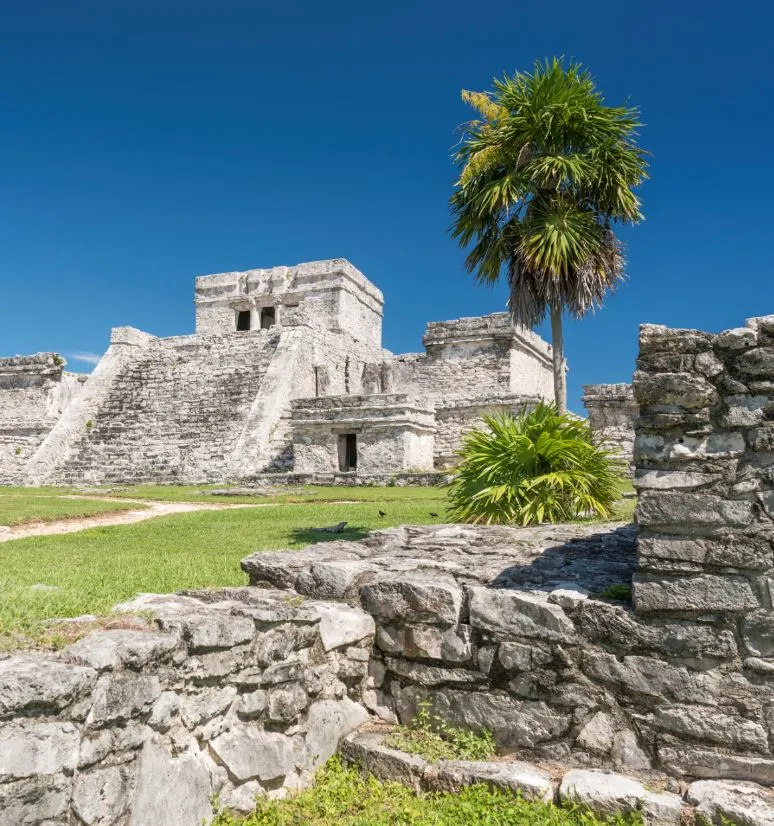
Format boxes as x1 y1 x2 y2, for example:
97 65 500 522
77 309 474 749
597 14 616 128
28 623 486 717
0 354 82 483
582 383 638 470
0 589 372 826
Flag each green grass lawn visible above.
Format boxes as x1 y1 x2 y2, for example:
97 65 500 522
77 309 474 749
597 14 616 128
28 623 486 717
72 482 451 505
0 491 143 526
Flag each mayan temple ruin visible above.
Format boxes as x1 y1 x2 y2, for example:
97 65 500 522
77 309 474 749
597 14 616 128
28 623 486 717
0 258 574 486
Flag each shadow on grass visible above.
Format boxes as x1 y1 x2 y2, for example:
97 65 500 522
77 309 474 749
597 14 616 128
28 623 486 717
290 525 372 546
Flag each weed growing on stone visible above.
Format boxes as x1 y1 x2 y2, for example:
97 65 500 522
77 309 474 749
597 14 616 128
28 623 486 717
598 584 632 601
384 700 497 762
211 757 641 825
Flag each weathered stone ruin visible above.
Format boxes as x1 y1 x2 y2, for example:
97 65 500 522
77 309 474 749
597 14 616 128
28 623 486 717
0 259 555 485
582 383 639 470
0 354 84 484
3 315 774 825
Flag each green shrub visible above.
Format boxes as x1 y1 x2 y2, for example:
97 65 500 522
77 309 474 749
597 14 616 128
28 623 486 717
598 584 632 601
211 757 641 825
447 403 623 525
385 699 496 762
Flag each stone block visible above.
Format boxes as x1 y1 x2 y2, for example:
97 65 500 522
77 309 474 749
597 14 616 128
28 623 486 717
129 740 213 826
737 347 774 377
307 601 375 651
431 759 555 803
0 720 80 780
633 573 758 613
0 655 96 715
581 652 717 705
717 327 758 350
210 727 295 783
384 657 484 687
86 673 161 727
395 686 571 749
359 575 463 625
634 371 717 409
304 698 369 770
340 731 427 792
686 780 774 826
468 587 576 643
638 325 715 355
376 623 472 663
658 743 774 785
0 774 72 826
558 769 647 816
637 492 754 529
743 612 774 658
267 683 308 722
65 629 181 671
296 560 376 599
653 707 769 753
575 711 615 754
72 763 136 826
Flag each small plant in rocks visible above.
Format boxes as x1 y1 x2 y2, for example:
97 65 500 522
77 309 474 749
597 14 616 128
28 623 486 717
384 700 497 762
211 757 641 825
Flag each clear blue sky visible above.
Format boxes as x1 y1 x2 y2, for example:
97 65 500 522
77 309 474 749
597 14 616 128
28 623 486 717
2 0 772 411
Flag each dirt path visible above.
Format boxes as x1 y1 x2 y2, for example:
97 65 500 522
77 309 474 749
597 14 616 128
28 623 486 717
0 500 269 542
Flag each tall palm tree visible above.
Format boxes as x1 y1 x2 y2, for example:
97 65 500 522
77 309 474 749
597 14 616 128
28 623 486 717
451 59 648 413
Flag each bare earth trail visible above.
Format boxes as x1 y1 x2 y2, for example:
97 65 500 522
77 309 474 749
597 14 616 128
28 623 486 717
0 498 271 542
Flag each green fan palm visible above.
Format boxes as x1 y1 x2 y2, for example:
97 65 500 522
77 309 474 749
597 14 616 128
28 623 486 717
451 59 648 412
447 403 623 525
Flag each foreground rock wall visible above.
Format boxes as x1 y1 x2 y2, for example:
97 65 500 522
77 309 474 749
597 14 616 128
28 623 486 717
242 508 774 787
0 589 372 826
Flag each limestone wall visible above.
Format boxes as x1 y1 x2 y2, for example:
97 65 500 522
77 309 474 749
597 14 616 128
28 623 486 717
292 394 436 474
582 383 638 470
0 589 372 826
0 354 83 484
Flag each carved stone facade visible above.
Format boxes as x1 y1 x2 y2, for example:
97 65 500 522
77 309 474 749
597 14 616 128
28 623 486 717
1 259 554 484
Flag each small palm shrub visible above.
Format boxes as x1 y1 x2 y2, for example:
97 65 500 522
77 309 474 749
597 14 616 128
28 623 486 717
447 403 623 525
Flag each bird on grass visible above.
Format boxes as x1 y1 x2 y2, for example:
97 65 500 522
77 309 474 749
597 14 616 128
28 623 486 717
429 512 439 518
378 510 387 517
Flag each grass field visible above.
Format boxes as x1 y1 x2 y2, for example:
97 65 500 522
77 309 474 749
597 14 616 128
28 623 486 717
0 489 447 644
0 490 143 526
0 482 634 648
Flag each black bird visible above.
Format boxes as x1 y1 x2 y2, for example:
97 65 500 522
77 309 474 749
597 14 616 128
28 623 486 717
429 512 439 518
378 510 387 517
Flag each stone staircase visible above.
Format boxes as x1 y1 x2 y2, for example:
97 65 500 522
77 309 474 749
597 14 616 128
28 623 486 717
47 332 280 484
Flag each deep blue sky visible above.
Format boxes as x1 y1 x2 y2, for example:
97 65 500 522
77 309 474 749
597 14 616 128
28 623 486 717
2 1 772 411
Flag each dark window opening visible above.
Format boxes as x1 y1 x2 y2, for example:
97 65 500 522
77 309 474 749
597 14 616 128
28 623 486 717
260 307 276 329
338 433 357 472
236 310 251 331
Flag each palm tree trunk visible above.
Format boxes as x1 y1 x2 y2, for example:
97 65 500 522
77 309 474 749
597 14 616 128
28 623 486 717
550 303 567 414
